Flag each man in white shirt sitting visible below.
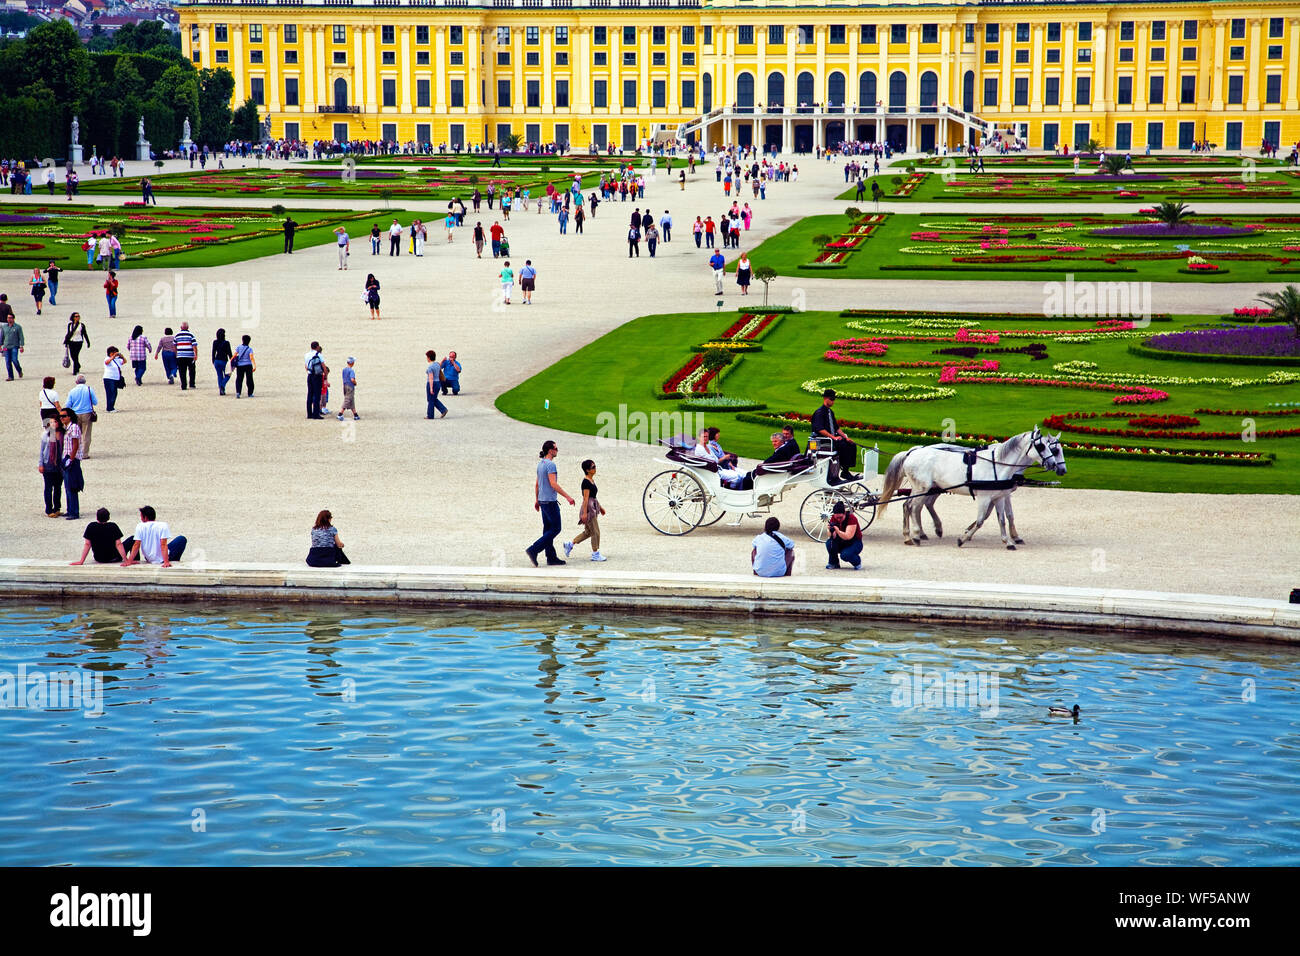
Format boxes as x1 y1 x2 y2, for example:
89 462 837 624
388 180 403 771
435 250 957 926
121 506 187 567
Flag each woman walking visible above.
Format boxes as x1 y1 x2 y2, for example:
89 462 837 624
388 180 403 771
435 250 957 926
211 328 233 395
473 221 485 258
425 350 448 418
158 327 177 384
693 216 704 248
444 211 455 244
364 274 381 320
305 510 351 567
29 267 46 315
39 416 64 517
736 253 752 295
103 270 119 318
233 334 255 398
574 204 585 234
128 325 152 385
525 439 575 567
562 459 607 562
102 346 125 412
499 261 514 305
63 312 89 374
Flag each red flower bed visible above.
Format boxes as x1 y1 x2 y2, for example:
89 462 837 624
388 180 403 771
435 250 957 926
663 353 703 393
1125 414 1200 429
1043 410 1300 440
1194 407 1300 417
939 369 1170 405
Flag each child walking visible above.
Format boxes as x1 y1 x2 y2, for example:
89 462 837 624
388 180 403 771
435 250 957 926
563 459 607 562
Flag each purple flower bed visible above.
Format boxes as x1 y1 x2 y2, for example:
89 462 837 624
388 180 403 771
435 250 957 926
1066 174 1169 183
0 213 51 225
1147 324 1300 357
1090 223 1257 238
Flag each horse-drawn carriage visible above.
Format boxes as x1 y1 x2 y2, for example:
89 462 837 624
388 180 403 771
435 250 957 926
640 434 880 540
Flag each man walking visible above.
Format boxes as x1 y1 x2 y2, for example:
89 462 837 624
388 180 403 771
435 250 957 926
65 375 97 457
283 215 298 254
305 341 325 419
335 226 350 269
660 210 672 242
525 439 575 567
709 249 726 294
1 310 23 380
490 220 504 258
337 356 359 421
388 219 402 256
627 224 641 257
173 322 198 390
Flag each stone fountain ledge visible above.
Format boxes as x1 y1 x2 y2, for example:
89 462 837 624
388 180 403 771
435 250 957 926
0 560 1294 643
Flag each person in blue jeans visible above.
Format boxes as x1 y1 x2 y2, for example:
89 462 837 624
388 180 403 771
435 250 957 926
425 349 448 418
824 502 863 570
440 351 461 395
57 410 83 520
525 440 575 567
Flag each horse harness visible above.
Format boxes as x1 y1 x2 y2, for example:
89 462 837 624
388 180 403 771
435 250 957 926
956 446 1024 497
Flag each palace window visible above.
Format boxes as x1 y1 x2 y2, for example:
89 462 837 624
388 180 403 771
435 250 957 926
1047 23 1060 43
1013 77 1028 106
623 79 636 108
215 50 228 63
862 25 877 46
333 51 345 65
526 52 539 66
497 27 510 44
1227 75 1243 105
1229 46 1244 61
922 24 937 44
1045 76 1059 105
889 24 904 44
497 52 509 66
1265 74 1281 103
1181 46 1195 61
1120 21 1133 41
383 79 396 107
1269 18 1283 38
738 26 754 45
1117 76 1132 104
249 50 263 64
382 51 395 65
682 79 695 108
215 24 228 42
1231 19 1245 39
623 52 636 65
1151 47 1165 61
497 79 511 107
332 25 345 43
1079 23 1092 42
251 78 264 106
594 51 607 65
1149 75 1164 103
594 26 607 45
249 24 262 43
985 24 998 44
829 25 845 45
769 25 784 45
284 24 296 43
1076 76 1090 105
1078 48 1091 63
984 50 998 64
284 78 298 106
653 26 665 45
381 25 394 44
1183 21 1197 40
1151 21 1165 41
284 50 297 64
451 80 464 108
1180 75 1195 104
556 52 568 65
527 80 539 108
702 26 711 46
1046 49 1060 64
682 25 694 45
682 52 694 65
449 51 462 64
526 27 538 45
449 26 461 45
594 80 607 108
623 26 635 45
983 77 997 106
964 24 974 45
556 26 568 44
653 80 666 108
1119 48 1133 63
798 25 814 46
417 26 429 44
1015 23 1029 43
556 80 569 108
653 52 665 66
1015 49 1028 64
1267 45 1283 60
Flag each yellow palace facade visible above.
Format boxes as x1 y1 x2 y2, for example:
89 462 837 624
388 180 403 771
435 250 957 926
178 0 1300 153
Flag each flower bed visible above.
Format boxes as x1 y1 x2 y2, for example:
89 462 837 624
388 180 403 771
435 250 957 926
1146 324 1300 358
1044 410 1300 441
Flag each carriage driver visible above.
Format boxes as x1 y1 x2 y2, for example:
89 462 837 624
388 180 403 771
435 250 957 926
811 388 861 483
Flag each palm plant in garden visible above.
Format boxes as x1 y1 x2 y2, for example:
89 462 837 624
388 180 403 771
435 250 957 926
1099 154 1127 175
1153 200 1194 229
1084 139 1103 154
1257 285 1300 337
499 133 523 152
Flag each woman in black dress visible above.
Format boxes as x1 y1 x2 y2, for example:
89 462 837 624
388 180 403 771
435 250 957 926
364 274 381 320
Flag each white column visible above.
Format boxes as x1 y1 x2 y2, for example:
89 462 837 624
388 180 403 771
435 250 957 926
435 27 446 111
1062 22 1076 110
268 25 281 112
302 25 315 112
542 27 553 111
401 27 413 112
354 27 367 111
669 27 679 113
848 26 860 110
365 27 378 113
513 26 523 122
1246 19 1262 110
1288 18 1300 110
939 23 951 110
909 24 921 109
1210 20 1226 110
639 26 649 117
576 27 590 113
1096 22 1110 111
315 27 326 112
1030 24 1043 110
1135 23 1148 109
232 25 245 103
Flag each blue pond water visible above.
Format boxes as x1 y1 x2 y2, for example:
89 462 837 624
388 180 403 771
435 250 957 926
1 603 1297 866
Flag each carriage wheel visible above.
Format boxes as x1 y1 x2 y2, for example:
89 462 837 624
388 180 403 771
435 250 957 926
643 470 709 535
847 487 878 532
800 489 851 541
700 496 727 526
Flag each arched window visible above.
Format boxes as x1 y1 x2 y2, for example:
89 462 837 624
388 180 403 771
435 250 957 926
767 71 785 107
702 72 712 112
828 71 846 108
859 71 877 109
889 71 907 111
920 71 938 111
797 71 814 108
736 72 754 109
962 71 975 112
333 77 349 110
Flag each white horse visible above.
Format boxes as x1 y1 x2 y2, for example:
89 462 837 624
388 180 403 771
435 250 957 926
879 427 1066 549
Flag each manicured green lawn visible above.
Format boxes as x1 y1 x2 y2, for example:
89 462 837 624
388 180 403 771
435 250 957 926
835 169 1300 203
76 166 612 202
741 212 1300 283
497 308 1300 494
0 204 386 269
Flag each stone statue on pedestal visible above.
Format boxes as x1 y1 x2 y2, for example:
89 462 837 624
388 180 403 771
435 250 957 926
69 115 84 164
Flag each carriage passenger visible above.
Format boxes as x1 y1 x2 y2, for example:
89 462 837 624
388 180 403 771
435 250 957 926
693 429 744 487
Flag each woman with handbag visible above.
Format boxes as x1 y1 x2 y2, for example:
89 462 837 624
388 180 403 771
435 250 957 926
63 312 89 374
233 334 255 398
38 375 61 423
364 274 381 320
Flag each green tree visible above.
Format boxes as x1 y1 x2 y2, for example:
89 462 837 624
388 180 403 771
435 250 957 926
197 68 235 145
230 96 261 141
1257 285 1300 337
1152 200 1193 229
12 20 88 139
152 63 200 148
753 265 778 308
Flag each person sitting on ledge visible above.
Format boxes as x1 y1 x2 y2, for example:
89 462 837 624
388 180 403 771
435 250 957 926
306 509 351 567
752 517 796 578
121 505 187 567
70 507 126 565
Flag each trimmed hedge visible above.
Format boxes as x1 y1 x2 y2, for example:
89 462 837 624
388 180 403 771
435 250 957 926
878 264 1139 274
1130 341 1300 367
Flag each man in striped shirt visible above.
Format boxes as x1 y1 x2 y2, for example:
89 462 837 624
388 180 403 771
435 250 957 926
173 322 198 390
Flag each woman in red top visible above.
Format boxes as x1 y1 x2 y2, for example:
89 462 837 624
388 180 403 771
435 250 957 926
103 271 119 318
